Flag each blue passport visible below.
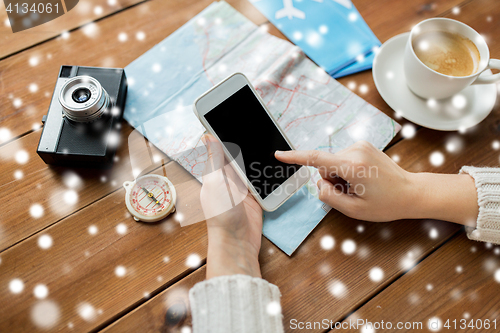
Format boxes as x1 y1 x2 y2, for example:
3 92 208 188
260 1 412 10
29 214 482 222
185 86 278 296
250 0 380 76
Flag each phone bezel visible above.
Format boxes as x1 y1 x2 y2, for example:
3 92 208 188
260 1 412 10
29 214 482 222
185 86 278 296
193 72 310 211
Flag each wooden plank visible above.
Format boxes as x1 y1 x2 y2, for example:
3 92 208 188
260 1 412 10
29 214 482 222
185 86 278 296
342 232 500 332
0 124 169 251
103 267 205 332
0 0 268 142
0 0 148 59
0 160 207 332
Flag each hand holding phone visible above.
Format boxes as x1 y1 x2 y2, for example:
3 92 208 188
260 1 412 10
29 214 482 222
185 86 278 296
193 73 310 211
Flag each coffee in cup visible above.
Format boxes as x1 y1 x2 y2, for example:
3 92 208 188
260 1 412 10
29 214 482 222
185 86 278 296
412 31 480 77
404 18 500 99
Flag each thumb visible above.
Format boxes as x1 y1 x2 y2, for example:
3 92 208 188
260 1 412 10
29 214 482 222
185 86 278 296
317 178 356 216
202 134 225 177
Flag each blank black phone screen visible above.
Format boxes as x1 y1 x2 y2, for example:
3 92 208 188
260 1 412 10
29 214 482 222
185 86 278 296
204 85 300 199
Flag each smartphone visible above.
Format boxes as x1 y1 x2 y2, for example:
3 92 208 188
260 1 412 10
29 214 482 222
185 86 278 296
193 72 310 211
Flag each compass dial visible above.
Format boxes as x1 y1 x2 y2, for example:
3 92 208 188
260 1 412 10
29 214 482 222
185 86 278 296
123 174 176 222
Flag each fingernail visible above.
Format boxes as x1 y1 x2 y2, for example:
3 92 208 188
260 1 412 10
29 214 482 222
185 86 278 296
275 150 284 156
317 179 324 189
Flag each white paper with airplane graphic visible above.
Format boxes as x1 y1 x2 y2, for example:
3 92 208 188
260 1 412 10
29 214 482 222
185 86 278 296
124 1 400 255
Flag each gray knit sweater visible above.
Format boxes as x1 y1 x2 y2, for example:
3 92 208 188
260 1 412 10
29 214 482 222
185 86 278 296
189 166 500 333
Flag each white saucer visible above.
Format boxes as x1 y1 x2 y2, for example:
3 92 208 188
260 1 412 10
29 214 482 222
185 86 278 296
373 32 497 131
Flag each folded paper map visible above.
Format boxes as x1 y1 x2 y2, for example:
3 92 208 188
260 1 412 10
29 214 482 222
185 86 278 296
123 1 400 255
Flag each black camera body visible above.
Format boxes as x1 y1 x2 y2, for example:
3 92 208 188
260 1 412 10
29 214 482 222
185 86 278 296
37 66 127 167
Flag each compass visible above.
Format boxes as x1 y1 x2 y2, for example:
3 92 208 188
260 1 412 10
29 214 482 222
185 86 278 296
123 174 176 222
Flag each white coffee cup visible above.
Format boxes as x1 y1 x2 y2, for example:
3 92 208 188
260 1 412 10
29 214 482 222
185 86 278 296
404 18 500 100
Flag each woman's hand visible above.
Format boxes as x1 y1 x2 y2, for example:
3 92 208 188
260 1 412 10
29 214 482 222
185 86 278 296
275 140 478 225
200 134 263 279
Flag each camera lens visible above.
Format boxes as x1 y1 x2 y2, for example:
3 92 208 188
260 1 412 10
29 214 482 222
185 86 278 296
59 76 109 123
72 88 91 103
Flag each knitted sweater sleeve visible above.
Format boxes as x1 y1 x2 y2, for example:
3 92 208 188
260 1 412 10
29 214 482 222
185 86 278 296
189 274 284 333
460 166 500 243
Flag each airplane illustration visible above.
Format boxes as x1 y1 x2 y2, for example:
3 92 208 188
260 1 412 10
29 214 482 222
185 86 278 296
274 0 352 20
275 0 306 19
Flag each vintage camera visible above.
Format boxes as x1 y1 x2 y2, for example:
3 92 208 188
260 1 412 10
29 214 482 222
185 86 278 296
37 65 127 167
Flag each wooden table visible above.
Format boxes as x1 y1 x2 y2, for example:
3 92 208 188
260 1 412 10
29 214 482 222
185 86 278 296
1 0 499 332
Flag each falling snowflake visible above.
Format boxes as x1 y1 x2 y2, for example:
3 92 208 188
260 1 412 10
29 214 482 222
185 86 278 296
29 83 39 93
34 284 49 299
369 267 384 282
426 283 433 291
455 265 463 273
429 151 444 167
0 127 11 142
116 223 128 235
320 235 335 250
357 225 365 233
347 81 356 90
329 280 346 298
82 23 99 38
115 266 126 277
14 170 23 180
163 256 170 263
31 300 60 329
428 317 442 331
29 56 39 66
266 301 281 315
181 327 192 333
136 31 146 40
494 269 500 283
452 6 460 14
392 155 400 163
63 190 78 205
401 124 416 139
152 63 162 73
118 32 128 42
88 225 98 235
63 172 83 189
94 6 103 15
15 150 29 164
359 84 368 94
30 204 44 218
77 302 96 321
427 98 437 108
341 239 356 255
451 94 467 109
292 31 303 41
9 279 24 294
429 228 438 239
13 98 22 109
38 234 53 249
186 254 201 268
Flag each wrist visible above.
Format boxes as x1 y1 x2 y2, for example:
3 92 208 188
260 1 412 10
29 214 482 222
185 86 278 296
206 229 261 279
406 172 478 226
